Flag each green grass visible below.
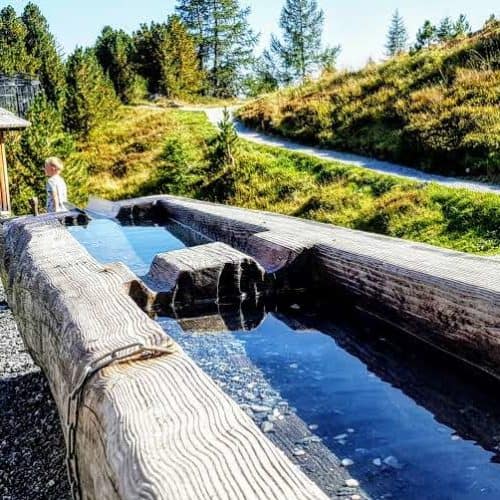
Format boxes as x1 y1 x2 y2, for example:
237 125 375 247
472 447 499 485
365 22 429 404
237 23 500 181
83 106 500 255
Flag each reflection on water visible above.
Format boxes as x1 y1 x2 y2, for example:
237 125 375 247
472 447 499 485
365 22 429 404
160 303 500 500
68 216 208 275
71 217 500 499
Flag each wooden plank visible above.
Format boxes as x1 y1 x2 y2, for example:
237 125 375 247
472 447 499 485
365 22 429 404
0 215 330 500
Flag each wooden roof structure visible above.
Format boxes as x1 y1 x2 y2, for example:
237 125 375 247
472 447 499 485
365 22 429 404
0 106 30 130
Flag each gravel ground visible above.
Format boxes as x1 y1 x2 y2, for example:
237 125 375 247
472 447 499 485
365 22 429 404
0 284 70 500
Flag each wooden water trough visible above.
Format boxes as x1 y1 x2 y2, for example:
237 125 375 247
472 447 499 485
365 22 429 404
0 213 339 500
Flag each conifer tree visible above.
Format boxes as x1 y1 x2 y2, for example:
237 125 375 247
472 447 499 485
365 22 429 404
243 50 280 97
133 22 169 93
163 15 204 98
414 20 437 50
64 47 119 138
21 2 65 107
0 6 36 75
176 0 258 97
437 16 454 41
453 14 471 38
95 26 139 103
270 0 330 82
176 0 209 70
385 9 408 57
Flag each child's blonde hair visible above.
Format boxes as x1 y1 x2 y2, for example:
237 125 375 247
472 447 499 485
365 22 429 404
45 157 64 172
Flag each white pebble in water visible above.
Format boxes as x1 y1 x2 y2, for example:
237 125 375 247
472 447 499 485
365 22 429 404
289 363 299 369
347 428 355 433
345 478 359 487
261 421 274 433
341 458 354 467
373 458 382 466
293 448 306 457
383 456 402 469
290 304 301 310
308 424 319 431
334 433 348 440
351 495 362 500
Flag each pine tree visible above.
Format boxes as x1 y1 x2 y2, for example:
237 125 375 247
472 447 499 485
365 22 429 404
64 47 119 138
385 9 408 57
270 0 331 82
437 16 454 41
453 14 471 38
176 0 258 97
0 6 36 75
414 20 437 50
176 0 209 70
163 16 204 98
21 3 65 107
95 26 139 103
133 22 169 93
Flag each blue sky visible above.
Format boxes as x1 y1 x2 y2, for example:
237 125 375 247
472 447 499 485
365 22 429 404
5 0 499 68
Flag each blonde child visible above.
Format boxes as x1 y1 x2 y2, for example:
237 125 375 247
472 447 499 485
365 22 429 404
44 157 68 213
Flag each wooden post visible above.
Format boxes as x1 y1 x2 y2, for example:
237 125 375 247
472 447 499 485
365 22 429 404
0 131 11 214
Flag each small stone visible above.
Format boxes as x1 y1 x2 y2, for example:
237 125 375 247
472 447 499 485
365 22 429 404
289 363 299 369
351 495 362 500
261 421 274 433
341 458 354 467
293 448 306 457
250 404 272 413
47 480 55 487
373 458 382 466
347 428 355 433
290 304 300 310
383 456 402 469
451 435 460 441
345 479 359 488
308 424 319 431
334 433 348 440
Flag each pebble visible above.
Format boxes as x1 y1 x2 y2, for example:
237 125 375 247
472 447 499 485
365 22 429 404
373 458 382 466
345 479 360 488
293 448 306 457
341 458 354 467
289 363 299 369
261 421 274 433
308 424 319 431
351 495 362 500
334 433 348 440
290 304 301 310
383 456 402 469
250 404 272 413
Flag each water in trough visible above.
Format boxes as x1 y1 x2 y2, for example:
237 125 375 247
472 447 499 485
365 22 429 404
70 217 500 500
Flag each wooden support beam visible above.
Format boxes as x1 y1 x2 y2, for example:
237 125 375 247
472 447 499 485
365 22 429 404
0 131 11 214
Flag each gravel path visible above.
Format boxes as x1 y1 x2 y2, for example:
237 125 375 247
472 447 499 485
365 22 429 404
192 106 500 195
0 284 69 500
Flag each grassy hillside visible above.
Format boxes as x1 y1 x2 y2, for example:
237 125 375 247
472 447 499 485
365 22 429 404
82 106 500 255
237 23 500 181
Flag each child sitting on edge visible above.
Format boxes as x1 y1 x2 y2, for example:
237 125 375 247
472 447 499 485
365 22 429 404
44 157 68 213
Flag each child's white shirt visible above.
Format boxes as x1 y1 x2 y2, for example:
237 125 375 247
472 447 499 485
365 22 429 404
46 174 68 212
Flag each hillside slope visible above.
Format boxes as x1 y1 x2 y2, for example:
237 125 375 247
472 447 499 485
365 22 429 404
237 23 500 181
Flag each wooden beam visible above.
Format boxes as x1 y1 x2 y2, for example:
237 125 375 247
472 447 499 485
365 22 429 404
0 131 11 214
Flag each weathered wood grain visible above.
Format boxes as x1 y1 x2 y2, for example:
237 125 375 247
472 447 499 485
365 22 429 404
0 214 329 499
145 242 265 312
